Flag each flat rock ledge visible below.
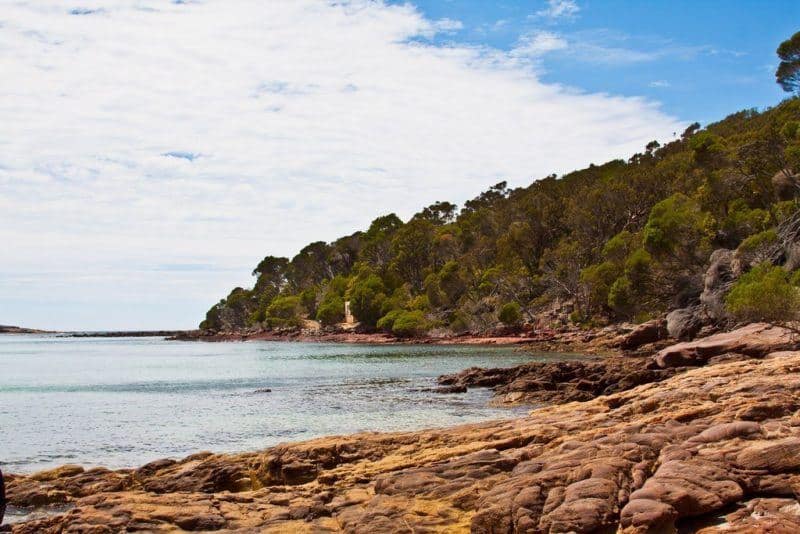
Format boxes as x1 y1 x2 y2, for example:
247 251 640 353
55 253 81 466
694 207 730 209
8 347 800 533
654 322 796 367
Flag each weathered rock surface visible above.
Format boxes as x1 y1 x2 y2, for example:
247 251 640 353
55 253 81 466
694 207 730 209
8 346 800 533
699 248 738 322
666 306 705 341
655 322 796 367
614 319 668 350
439 355 681 405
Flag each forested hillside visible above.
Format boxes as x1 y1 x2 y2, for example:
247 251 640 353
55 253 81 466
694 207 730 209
201 96 800 336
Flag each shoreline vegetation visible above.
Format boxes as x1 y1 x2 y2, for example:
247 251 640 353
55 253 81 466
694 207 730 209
7 322 800 532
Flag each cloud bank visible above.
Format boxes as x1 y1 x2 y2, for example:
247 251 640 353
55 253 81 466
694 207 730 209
0 0 683 329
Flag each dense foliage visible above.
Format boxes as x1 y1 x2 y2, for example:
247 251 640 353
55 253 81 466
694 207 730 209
201 96 800 334
725 263 800 325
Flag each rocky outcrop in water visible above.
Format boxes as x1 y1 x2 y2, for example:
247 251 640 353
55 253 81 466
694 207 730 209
7 326 800 533
438 355 681 405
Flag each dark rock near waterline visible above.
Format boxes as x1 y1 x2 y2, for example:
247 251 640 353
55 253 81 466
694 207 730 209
433 385 467 394
438 355 680 405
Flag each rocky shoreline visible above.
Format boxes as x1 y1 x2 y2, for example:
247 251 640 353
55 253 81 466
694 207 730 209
6 323 800 532
169 324 635 355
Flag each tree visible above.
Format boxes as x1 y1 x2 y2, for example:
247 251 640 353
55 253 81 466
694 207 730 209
390 219 435 291
776 31 800 95
362 214 403 270
252 256 289 297
289 241 332 289
316 294 345 326
725 263 800 326
349 273 387 328
391 310 428 337
265 295 304 328
376 309 403 332
413 201 458 225
498 302 522 326
681 122 701 140
328 233 362 276
643 194 710 264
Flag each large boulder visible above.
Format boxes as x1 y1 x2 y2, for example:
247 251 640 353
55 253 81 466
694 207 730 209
616 319 668 350
666 307 704 341
772 170 799 201
699 249 739 322
655 322 796 368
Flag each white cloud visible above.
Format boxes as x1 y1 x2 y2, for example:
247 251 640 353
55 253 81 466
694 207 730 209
0 0 683 330
536 0 580 21
513 28 717 66
432 18 463 33
513 31 568 57
649 80 671 88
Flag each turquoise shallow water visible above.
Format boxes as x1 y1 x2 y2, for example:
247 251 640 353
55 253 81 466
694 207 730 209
0 335 576 474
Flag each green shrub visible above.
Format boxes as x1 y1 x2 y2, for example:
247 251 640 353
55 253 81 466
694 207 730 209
498 302 522 326
569 310 586 325
391 310 429 337
408 294 430 311
607 277 634 316
580 262 619 311
349 274 387 328
738 229 778 253
299 287 318 317
376 309 404 332
265 295 304 328
378 287 408 317
449 311 471 333
725 263 800 324
328 275 350 296
643 194 710 258
624 248 652 287
316 294 344 326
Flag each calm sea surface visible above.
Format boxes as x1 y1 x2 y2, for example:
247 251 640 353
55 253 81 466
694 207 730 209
0 335 577 474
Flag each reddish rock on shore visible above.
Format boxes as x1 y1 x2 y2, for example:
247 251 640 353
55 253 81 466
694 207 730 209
655 322 796 367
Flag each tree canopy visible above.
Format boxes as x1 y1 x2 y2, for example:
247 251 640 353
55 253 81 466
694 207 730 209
777 31 800 95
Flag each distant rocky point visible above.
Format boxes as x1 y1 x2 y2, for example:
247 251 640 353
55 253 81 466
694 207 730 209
0 325 51 334
66 330 195 338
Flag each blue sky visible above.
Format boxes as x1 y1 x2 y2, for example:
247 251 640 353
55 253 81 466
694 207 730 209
394 0 798 122
0 0 797 330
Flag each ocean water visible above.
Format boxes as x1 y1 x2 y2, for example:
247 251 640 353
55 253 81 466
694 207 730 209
0 335 576 474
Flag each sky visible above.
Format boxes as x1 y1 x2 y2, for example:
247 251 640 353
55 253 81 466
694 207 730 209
1 0 797 331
